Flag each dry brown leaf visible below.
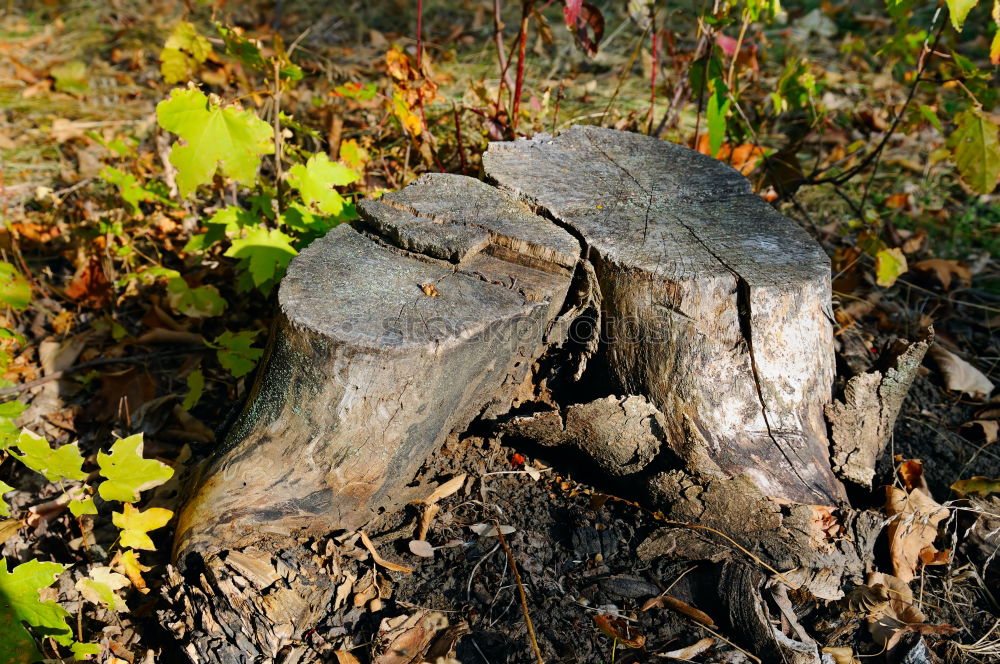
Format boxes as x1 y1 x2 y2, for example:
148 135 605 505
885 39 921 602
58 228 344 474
373 610 449 664
594 614 645 648
359 530 413 574
911 259 972 290
641 594 716 628
408 540 434 558
821 646 860 664
961 419 999 444
660 637 715 660
928 345 994 398
866 572 957 650
334 651 361 664
884 485 949 582
0 518 23 544
951 476 1000 498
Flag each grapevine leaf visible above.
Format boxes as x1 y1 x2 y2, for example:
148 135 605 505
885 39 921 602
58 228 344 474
156 87 274 198
75 567 129 612
69 498 97 517
112 503 173 550
286 153 359 216
946 0 979 30
0 262 31 311
210 330 263 378
875 248 908 288
112 550 152 594
165 278 226 318
9 430 87 482
71 642 102 660
0 558 73 664
224 226 298 289
97 434 174 503
0 480 12 517
182 368 205 411
947 108 1000 194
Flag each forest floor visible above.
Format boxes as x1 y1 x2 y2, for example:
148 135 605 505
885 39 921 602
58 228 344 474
0 1 998 663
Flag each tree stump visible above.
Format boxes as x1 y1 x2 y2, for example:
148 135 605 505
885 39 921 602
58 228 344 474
168 127 875 662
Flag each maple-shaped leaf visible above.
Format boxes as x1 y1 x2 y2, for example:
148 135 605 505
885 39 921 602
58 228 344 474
165 278 226 318
210 330 263 378
112 503 173 550
947 107 1000 195
156 87 274 198
224 226 298 289
69 497 97 517
99 166 170 214
0 558 73 664
0 261 31 311
160 21 212 84
111 550 152 594
9 430 87 482
71 642 102 659
97 434 174 503
286 153 359 216
0 480 12 517
75 566 129 613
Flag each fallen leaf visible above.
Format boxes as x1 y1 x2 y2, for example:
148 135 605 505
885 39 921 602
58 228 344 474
911 259 973 290
875 248 907 288
469 523 516 537
866 572 957 650
334 652 361 664
928 345 994 398
821 646 860 664
111 550 152 593
65 257 111 308
359 530 413 573
408 540 435 558
960 420 999 444
373 610 449 664
884 484 948 582
420 283 440 297
951 476 1000 498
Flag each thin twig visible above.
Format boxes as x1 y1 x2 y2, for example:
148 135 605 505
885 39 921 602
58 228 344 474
493 0 518 96
493 519 544 664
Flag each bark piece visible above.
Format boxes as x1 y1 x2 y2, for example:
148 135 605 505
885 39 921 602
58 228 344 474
503 395 665 477
827 334 931 488
484 126 843 505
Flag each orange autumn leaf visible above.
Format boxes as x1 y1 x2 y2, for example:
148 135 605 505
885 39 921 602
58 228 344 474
65 257 112 308
693 134 765 175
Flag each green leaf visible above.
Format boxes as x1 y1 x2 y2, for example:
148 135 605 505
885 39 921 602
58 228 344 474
948 108 1000 194
99 166 170 214
97 434 174 503
946 0 979 30
0 262 31 310
875 248 908 288
332 82 378 101
182 369 204 411
224 226 298 289
165 21 212 61
75 567 129 613
71 642 102 660
918 104 943 134
156 87 274 198
287 153 359 216
69 498 97 517
9 430 87 482
211 330 263 378
0 480 12 517
0 558 73 664
218 25 266 71
165 278 226 318
50 61 88 95
706 79 731 157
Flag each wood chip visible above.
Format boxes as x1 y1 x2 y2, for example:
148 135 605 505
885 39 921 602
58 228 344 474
420 473 467 504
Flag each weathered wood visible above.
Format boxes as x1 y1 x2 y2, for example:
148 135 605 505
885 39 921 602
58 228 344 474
168 127 875 663
483 126 843 505
174 177 578 559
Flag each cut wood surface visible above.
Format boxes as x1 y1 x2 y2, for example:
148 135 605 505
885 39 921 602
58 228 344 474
484 126 843 505
175 127 844 561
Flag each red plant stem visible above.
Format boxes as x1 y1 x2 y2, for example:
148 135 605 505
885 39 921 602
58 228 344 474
648 27 658 133
452 102 468 174
415 0 423 69
511 2 530 132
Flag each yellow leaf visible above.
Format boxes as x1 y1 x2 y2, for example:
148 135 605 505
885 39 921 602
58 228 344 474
112 503 173 551
875 248 907 288
111 549 152 594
